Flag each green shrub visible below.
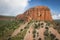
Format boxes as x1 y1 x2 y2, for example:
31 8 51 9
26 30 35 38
0 20 23 40
40 23 44 25
33 38 35 40
44 30 49 36
38 23 40 26
38 38 41 40
37 32 39 37
20 29 23 31
34 23 40 29
33 34 35 38
50 33 56 40
11 29 27 40
32 29 36 38
32 29 36 34
45 27 49 29
55 38 59 40
41 26 43 28
29 31 30 33
8 38 11 40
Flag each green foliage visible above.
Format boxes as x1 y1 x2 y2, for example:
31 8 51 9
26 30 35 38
32 29 36 34
33 34 35 38
50 33 56 40
34 24 38 29
32 29 36 38
20 29 23 32
0 20 24 40
34 23 40 29
45 27 49 29
38 38 41 40
44 21 51 26
11 28 28 40
11 21 31 40
40 23 44 25
38 23 40 26
53 22 60 34
44 29 57 40
55 38 59 40
37 32 39 37
44 30 49 36
44 29 52 40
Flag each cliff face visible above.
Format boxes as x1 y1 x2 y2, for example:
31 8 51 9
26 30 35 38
16 6 53 22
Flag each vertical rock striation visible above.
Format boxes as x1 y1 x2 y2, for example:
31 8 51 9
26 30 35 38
16 6 52 22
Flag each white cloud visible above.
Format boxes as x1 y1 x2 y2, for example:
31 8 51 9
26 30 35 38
51 9 60 20
52 14 60 20
0 0 30 16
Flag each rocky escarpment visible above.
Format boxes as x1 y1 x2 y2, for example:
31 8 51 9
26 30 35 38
16 6 52 22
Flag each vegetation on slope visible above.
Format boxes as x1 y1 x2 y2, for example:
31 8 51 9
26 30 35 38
0 20 60 40
53 20 60 34
0 20 24 40
11 20 32 40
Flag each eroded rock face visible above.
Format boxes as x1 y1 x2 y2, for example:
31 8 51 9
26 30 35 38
16 6 53 22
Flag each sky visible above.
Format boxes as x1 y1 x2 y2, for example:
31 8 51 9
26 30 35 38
0 0 60 19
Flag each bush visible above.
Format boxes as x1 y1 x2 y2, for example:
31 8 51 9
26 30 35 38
55 38 59 40
33 34 35 38
56 23 59 26
8 38 11 40
32 30 36 34
34 24 38 29
24 27 27 29
41 26 43 28
50 33 56 40
11 29 27 40
29 31 30 33
38 38 41 40
34 23 40 29
37 32 39 37
38 23 40 26
0 20 24 40
44 30 49 36
32 29 36 38
45 27 49 29
46 23 50 26
33 38 35 40
20 29 23 31
40 23 44 25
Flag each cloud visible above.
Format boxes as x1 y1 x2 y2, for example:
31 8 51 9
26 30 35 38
0 0 30 16
51 9 60 20
52 14 60 20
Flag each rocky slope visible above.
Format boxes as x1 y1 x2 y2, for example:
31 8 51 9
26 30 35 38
11 21 60 40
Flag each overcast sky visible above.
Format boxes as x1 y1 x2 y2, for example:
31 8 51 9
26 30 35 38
0 0 30 16
0 0 60 19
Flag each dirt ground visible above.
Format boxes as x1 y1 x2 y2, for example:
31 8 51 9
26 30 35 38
11 21 60 40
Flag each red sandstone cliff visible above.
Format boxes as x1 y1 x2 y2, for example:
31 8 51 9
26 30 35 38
16 6 53 22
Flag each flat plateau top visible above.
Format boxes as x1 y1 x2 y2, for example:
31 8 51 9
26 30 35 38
27 6 50 11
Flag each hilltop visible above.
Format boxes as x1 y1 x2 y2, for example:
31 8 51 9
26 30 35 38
16 6 52 22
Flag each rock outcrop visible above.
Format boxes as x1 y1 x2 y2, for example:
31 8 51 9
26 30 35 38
16 6 53 22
